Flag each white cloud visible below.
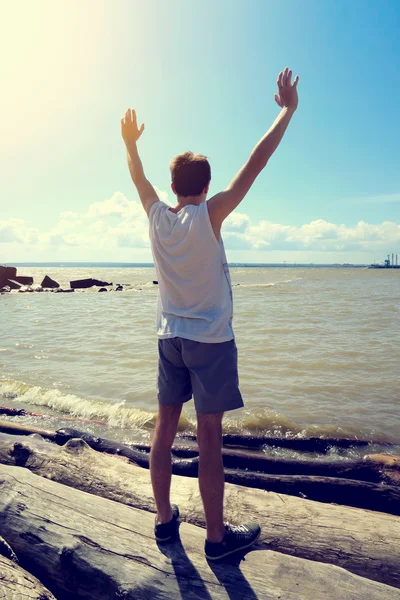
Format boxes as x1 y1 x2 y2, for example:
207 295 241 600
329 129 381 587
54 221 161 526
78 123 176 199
224 212 251 233
0 219 40 244
155 186 170 204
223 217 400 253
2 189 399 263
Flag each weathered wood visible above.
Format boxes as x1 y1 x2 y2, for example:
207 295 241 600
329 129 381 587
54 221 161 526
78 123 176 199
365 454 400 484
0 420 57 440
223 470 400 515
179 431 396 452
1 426 399 515
48 427 400 497
0 465 399 600
153 443 400 486
0 554 56 599
7 420 400 486
0 535 18 563
3 421 399 483
3 418 397 455
0 434 399 588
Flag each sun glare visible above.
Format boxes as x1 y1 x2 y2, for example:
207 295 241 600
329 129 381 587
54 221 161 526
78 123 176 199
1 1 107 150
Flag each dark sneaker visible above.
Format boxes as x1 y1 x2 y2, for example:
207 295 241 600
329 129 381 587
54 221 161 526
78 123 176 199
205 523 261 560
154 505 180 542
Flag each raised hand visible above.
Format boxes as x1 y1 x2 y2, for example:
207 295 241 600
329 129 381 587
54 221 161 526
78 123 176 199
121 108 145 144
274 67 299 111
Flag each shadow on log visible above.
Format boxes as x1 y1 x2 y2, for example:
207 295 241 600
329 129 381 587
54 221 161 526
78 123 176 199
0 464 400 599
0 433 400 589
0 535 56 600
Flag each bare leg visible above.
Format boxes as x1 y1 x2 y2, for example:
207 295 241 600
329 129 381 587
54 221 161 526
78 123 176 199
150 404 182 524
197 412 225 543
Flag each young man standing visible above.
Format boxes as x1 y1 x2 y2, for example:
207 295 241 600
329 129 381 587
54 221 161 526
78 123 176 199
121 67 299 560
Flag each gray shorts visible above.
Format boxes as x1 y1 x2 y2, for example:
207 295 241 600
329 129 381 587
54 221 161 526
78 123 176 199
157 337 244 414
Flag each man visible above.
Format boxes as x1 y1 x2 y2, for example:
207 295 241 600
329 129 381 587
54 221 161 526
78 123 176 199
121 67 299 560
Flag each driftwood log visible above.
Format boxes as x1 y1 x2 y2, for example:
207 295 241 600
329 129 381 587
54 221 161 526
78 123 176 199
2 423 400 515
2 415 397 453
2 420 399 484
1 423 399 514
0 536 56 599
0 434 399 589
0 555 57 599
1 465 400 600
179 431 396 452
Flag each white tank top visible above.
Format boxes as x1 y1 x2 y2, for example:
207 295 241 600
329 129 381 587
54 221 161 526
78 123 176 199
149 200 234 343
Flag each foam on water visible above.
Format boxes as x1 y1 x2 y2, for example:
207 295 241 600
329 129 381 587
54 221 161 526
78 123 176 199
1 379 155 429
1 378 398 449
233 278 301 289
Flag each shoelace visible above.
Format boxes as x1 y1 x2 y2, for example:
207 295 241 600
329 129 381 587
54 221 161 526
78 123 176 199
226 523 251 538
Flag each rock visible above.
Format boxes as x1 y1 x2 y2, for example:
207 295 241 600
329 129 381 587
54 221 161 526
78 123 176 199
153 280 158 284
4 280 21 290
98 287 107 292
0 286 11 293
70 278 112 289
115 285 123 291
14 276 34 285
34 287 43 292
41 275 60 289
0 266 17 287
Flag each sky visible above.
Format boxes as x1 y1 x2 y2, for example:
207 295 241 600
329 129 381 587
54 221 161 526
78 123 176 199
1 0 399 264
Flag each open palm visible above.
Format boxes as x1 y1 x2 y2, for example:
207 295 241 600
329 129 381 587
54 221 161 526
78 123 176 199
121 108 145 143
274 67 299 111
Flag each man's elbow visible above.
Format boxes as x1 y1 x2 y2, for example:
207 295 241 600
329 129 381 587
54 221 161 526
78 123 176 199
249 153 269 174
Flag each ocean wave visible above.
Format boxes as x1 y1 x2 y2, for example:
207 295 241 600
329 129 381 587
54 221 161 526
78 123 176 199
0 378 394 443
233 278 301 289
0 379 163 430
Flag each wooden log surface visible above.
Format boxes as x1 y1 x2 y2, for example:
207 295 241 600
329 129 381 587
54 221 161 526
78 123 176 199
179 431 396 452
2 427 399 516
0 420 57 441
0 433 399 588
223 469 400 515
0 553 56 600
2 420 399 486
2 417 397 455
0 535 18 563
0 465 399 600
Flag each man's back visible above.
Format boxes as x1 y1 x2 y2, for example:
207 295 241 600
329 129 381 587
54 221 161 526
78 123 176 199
149 200 233 343
121 66 299 558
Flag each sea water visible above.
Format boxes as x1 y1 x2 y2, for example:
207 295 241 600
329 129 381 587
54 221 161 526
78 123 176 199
1 265 399 458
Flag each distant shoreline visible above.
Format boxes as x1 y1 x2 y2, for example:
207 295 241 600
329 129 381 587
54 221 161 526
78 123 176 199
5 262 369 269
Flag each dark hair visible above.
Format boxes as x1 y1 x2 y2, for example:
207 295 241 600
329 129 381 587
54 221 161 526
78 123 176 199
170 151 211 197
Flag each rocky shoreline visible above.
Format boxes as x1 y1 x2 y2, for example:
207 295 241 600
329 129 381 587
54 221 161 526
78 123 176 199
0 265 155 294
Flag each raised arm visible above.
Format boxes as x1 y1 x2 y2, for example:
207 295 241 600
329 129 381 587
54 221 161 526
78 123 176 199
121 108 159 217
207 67 299 234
